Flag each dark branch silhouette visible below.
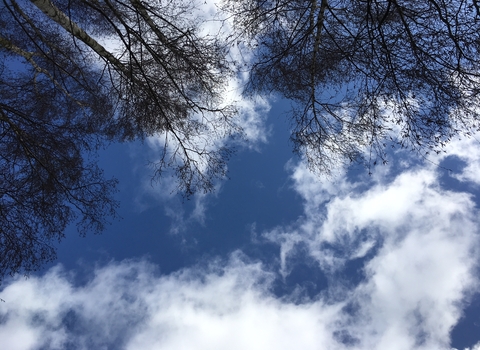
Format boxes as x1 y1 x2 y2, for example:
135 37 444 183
0 0 236 280
223 0 480 174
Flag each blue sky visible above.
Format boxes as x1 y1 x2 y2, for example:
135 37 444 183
2 1 480 349
2 95 480 349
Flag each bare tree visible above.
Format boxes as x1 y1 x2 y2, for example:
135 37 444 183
24 0 238 194
222 0 480 174
0 18 118 279
0 0 237 279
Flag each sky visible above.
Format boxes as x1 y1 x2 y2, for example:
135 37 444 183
2 94 480 350
2 2 480 350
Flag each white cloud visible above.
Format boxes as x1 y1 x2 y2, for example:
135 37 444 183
2 152 479 350
434 133 480 186
0 255 342 350
3 131 480 350
133 169 225 235
130 0 271 228
263 146 480 348
144 0 271 159
269 150 479 271
460 342 480 350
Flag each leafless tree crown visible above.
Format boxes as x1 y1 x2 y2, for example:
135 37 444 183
3 0 480 279
222 0 480 174
0 0 236 279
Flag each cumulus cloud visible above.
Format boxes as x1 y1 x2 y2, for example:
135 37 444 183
460 343 480 350
262 144 480 348
2 143 480 349
4 133 480 350
0 255 342 350
268 146 480 272
434 134 480 186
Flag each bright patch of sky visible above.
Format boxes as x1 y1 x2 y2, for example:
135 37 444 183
2 98 480 349
2 1 480 350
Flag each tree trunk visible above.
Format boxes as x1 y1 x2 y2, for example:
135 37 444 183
29 0 125 72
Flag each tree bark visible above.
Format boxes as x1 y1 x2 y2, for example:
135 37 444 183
29 0 126 72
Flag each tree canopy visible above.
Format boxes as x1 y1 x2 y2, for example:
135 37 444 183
222 0 480 174
0 0 236 280
2 0 480 279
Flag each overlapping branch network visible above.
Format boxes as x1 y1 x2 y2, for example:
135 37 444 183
223 0 480 174
2 0 480 279
0 0 236 278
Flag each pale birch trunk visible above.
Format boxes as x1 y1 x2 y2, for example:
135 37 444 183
29 0 126 73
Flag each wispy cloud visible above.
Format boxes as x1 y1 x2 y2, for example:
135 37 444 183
128 0 271 231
